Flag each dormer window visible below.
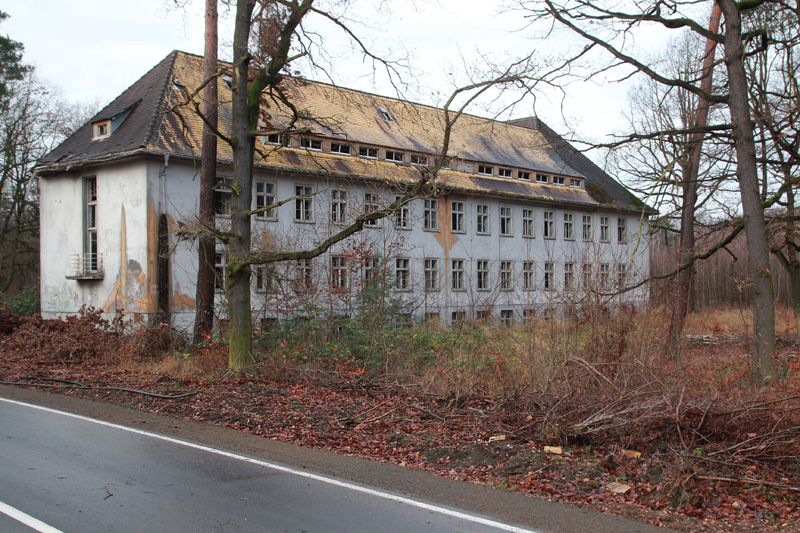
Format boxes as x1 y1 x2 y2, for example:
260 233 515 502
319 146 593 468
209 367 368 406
331 142 351 155
498 168 513 178
93 121 110 139
265 133 287 145
386 150 404 162
359 146 378 159
570 178 582 188
410 154 428 166
553 176 566 185
478 165 493 176
518 171 531 181
301 137 322 151
536 173 549 183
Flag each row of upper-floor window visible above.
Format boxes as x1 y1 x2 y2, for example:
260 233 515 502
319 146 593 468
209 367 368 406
216 254 630 294
215 180 632 243
258 134 583 188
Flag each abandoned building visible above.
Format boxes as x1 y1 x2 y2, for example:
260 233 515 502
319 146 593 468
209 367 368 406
36 51 651 330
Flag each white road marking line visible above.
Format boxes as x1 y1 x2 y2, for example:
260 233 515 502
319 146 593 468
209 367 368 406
1 397 537 533
0 500 64 533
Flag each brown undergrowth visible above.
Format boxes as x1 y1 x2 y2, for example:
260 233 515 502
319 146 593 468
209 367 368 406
1 303 799 531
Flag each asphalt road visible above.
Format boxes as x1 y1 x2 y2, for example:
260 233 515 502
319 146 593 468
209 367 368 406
0 386 679 533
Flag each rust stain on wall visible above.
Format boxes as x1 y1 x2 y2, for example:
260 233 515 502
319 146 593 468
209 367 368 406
146 201 159 312
102 206 156 314
173 282 196 311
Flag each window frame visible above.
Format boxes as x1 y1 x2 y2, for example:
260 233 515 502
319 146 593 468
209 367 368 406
500 261 513 291
385 150 404 162
330 255 349 290
424 258 439 291
582 214 593 241
451 259 466 291
523 261 535 291
522 208 535 239
363 192 382 228
451 200 465 233
423 198 439 232
564 212 575 241
617 217 628 243
543 210 555 240
395 257 411 291
564 262 575 291
600 216 610 243
498 168 513 178
477 164 494 176
330 189 347 224
476 259 490 291
300 137 322 151
544 262 555 291
330 142 352 155
518 171 531 181
254 180 277 221
358 146 378 159
294 184 314 223
500 205 513 237
476 204 490 235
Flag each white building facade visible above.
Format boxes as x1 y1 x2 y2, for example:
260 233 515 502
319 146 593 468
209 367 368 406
37 51 651 331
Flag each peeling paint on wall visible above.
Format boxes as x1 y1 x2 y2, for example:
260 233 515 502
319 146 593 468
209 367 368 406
172 282 196 311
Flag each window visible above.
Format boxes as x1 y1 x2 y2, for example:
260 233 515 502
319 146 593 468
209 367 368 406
500 206 513 236
214 252 226 292
410 154 428 165
331 256 348 290
564 213 574 240
478 164 493 176
498 168 513 178
295 185 313 222
476 204 490 235
500 309 514 326
424 312 440 323
330 189 347 224
617 263 628 288
451 259 465 291
451 201 465 233
523 261 535 291
451 311 467 323
543 307 555 321
477 260 490 291
378 105 393 122
84 177 99 271
424 258 439 291
570 178 581 188
617 217 628 243
394 196 410 229
522 208 534 238
600 216 610 242
330 142 351 155
423 198 439 231
296 259 313 290
255 181 276 220
536 173 549 183
395 258 410 290
364 192 381 227
544 262 555 290
364 257 381 287
386 150 404 162
93 121 110 139
553 176 566 185
265 133 286 145
476 309 491 322
500 261 513 291
255 266 275 293
214 177 233 216
359 146 378 159
543 211 555 239
600 263 610 289
582 215 593 241
518 171 531 181
523 308 536 322
564 262 575 290
300 137 322 150
582 263 592 289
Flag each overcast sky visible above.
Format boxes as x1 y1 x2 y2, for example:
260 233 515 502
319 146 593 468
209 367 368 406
2 0 666 149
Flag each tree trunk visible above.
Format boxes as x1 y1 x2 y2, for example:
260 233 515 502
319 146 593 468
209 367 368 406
227 0 257 368
718 0 776 381
667 3 721 355
193 0 219 343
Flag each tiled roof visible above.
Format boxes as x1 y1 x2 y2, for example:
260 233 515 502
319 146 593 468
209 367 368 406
38 51 648 213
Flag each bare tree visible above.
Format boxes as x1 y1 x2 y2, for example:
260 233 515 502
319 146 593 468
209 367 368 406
517 0 798 381
193 0 220 342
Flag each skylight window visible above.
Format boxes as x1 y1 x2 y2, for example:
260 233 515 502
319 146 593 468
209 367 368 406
378 106 394 122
